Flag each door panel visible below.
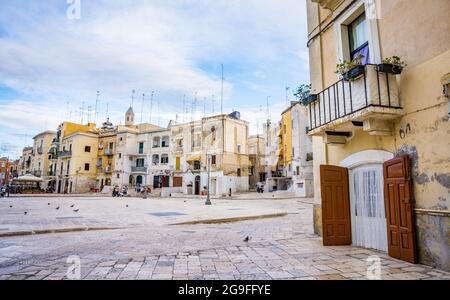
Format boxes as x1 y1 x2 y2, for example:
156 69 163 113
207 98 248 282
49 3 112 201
320 165 351 246
383 156 417 264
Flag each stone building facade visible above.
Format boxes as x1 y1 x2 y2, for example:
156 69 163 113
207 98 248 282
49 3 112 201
306 0 450 270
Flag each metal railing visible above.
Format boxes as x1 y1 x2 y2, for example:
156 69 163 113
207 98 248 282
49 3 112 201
104 148 114 156
58 150 72 158
131 166 147 173
307 64 402 132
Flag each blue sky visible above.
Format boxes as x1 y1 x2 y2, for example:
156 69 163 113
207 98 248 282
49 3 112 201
0 0 309 159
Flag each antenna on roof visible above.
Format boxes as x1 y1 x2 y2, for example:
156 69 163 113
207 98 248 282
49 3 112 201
95 91 100 125
192 92 197 122
149 91 154 124
157 96 161 127
80 101 85 124
285 87 290 107
87 106 93 124
203 97 207 117
140 93 145 123
221 64 224 115
131 90 136 108
182 94 186 123
266 96 271 121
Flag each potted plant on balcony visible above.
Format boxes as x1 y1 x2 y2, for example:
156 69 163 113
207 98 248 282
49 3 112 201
335 54 365 81
377 56 407 75
294 84 317 106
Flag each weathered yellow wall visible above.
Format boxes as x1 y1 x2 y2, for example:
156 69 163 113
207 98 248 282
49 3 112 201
281 110 293 166
306 0 450 269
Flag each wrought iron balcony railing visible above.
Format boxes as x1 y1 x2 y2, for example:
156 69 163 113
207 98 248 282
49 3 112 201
307 64 403 134
58 150 72 158
131 166 147 173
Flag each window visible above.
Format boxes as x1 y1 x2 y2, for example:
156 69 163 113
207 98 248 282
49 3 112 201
177 139 183 148
138 142 144 154
117 174 120 179
211 155 216 165
161 136 169 148
152 155 159 165
60 162 64 175
211 127 216 141
161 154 169 165
296 166 300 176
237 168 241 177
153 137 160 148
84 163 90 171
109 142 114 150
348 13 369 64
118 153 122 159
85 146 91 153
193 161 201 171
237 145 241 154
136 158 145 167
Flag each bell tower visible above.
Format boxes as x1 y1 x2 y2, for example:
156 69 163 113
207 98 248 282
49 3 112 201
125 107 135 126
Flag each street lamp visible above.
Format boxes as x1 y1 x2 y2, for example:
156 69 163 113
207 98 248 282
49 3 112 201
205 154 212 206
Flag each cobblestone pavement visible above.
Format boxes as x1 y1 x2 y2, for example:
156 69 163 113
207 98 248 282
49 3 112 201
0 196 303 234
0 197 448 280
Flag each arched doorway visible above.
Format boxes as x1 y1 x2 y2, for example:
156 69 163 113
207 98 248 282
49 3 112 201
194 176 201 195
136 175 143 186
340 150 394 252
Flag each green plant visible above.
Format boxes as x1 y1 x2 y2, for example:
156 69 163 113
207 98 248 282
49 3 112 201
293 84 311 101
335 54 364 76
382 56 407 69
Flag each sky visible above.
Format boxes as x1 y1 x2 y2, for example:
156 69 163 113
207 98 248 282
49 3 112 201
0 0 310 159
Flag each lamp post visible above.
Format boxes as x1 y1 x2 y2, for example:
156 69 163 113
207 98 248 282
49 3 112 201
205 154 212 206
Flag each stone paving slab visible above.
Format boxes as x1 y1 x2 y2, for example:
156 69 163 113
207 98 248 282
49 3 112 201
0 196 448 280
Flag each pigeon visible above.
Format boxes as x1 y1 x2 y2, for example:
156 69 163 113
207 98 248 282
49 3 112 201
24 212 28 215
126 205 129 208
56 206 60 210
70 204 75 208
48 203 51 206
9 205 13 208
73 209 79 213
244 236 251 242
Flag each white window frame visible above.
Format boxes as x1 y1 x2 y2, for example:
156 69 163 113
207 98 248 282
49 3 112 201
334 0 381 64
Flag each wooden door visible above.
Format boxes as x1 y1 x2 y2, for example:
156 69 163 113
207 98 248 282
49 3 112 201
320 165 352 246
173 177 183 187
383 156 417 263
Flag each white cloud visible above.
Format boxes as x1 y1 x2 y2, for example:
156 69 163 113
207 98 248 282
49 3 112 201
0 0 309 158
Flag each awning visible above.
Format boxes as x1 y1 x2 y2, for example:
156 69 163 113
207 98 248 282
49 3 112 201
13 175 44 183
186 155 201 162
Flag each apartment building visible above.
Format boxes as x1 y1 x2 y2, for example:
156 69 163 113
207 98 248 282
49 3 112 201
306 0 450 270
18 147 34 176
170 112 250 197
248 134 266 189
31 131 56 188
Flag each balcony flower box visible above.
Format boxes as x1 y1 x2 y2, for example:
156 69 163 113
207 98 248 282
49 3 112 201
342 65 365 81
377 63 402 75
301 94 318 106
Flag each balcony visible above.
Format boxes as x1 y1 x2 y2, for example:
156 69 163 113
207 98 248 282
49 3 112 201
311 0 342 10
33 170 42 177
58 150 72 158
306 64 403 138
104 148 114 156
37 147 43 155
105 166 113 173
131 166 147 173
